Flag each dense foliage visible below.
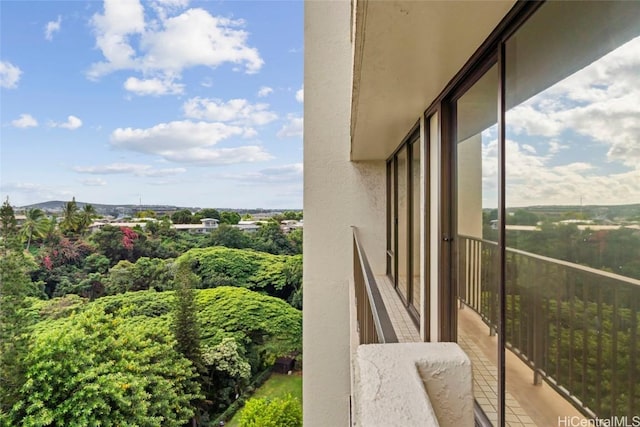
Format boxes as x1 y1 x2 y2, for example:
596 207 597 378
2 287 301 425
178 247 302 306
0 200 304 424
16 308 200 426
239 395 302 427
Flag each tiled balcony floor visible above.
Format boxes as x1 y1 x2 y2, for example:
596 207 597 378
377 275 420 342
376 274 582 426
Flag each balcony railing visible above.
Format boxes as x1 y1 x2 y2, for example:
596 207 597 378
352 227 397 344
458 235 640 419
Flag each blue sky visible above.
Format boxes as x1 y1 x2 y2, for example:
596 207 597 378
0 0 303 209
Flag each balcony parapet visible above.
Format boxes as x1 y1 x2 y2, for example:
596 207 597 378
353 343 473 427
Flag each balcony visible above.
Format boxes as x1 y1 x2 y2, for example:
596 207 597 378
351 229 639 426
458 235 640 424
351 228 473 427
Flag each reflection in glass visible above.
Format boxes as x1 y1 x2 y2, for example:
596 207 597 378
387 161 395 282
411 140 421 314
397 146 408 301
456 64 499 424
505 1 640 424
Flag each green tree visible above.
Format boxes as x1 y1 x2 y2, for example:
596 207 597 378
209 224 253 249
173 262 204 373
105 257 173 294
14 308 199 426
288 228 303 254
41 216 60 245
0 202 34 415
136 209 156 218
59 197 80 235
77 204 97 234
220 211 241 225
171 209 194 224
198 208 221 220
173 262 204 425
20 208 47 251
177 247 302 302
239 395 302 427
253 222 296 255
0 197 17 245
202 337 251 410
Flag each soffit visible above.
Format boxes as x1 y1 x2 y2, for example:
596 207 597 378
351 0 515 161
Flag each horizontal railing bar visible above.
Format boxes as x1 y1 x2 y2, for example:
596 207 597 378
459 234 640 287
353 226 398 344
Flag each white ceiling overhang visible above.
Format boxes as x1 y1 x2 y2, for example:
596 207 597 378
351 0 516 160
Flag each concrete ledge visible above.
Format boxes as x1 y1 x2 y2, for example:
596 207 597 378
353 343 473 427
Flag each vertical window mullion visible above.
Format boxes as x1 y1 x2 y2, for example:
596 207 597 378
407 141 413 308
497 41 507 427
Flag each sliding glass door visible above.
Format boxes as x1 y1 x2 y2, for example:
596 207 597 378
449 2 640 425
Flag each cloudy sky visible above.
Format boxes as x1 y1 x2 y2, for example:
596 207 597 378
480 35 640 208
0 0 303 208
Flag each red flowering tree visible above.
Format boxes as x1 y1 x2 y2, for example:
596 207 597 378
121 227 139 251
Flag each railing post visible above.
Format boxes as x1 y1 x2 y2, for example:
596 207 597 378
532 269 542 385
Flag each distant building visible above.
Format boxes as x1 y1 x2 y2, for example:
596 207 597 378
280 220 303 234
234 220 260 233
173 218 219 234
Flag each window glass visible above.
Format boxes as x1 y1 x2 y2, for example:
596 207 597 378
505 2 640 423
456 64 499 424
397 146 409 301
387 161 395 281
411 139 421 314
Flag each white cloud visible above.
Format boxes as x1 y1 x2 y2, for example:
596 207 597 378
0 61 22 89
88 0 145 79
11 114 38 128
257 86 273 97
149 0 189 20
141 9 262 74
161 146 272 165
479 138 640 208
124 76 184 95
74 163 186 177
88 2 263 83
45 16 62 41
295 86 303 103
277 114 303 138
110 120 272 165
223 163 303 183
507 35 640 169
50 115 83 130
0 182 73 204
183 97 277 126
243 128 258 138
80 178 107 186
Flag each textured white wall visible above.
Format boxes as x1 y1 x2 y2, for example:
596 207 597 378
304 1 386 425
354 343 473 426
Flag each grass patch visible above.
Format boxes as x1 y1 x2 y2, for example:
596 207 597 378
226 373 302 427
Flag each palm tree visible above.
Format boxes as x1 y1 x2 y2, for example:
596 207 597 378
59 197 80 235
78 204 97 235
41 217 59 245
20 208 47 251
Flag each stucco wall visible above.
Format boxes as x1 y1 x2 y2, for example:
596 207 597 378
354 343 473 426
304 1 387 425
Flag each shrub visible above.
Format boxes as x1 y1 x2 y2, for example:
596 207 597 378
239 394 302 427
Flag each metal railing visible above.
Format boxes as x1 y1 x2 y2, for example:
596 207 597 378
458 235 640 419
352 227 397 344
